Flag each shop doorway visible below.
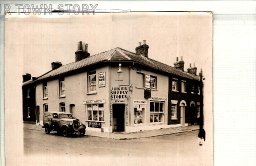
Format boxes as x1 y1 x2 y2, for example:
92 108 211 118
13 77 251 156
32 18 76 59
112 104 125 132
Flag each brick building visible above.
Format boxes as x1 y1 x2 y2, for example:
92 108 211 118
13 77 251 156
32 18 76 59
32 41 204 133
22 73 37 123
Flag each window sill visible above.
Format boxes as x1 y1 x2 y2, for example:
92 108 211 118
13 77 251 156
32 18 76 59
149 122 164 125
59 95 66 98
172 90 179 92
171 118 178 120
86 120 105 123
181 91 187 93
43 97 48 100
87 92 97 95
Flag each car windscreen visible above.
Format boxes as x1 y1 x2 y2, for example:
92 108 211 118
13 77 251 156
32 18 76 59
59 114 72 119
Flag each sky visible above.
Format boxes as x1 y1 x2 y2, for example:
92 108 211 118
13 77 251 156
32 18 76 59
5 12 212 78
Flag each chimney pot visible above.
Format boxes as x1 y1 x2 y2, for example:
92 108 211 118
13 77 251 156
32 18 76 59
139 42 142 46
190 63 192 68
143 40 146 45
176 57 179 62
51 61 62 70
181 56 183 61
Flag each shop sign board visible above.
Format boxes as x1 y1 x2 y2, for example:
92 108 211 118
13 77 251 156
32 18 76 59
111 86 129 102
98 72 106 88
88 121 101 128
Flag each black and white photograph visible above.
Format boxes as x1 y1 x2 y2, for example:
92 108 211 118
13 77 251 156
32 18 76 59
4 12 212 166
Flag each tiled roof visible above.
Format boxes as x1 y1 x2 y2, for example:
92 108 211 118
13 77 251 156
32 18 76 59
36 47 200 82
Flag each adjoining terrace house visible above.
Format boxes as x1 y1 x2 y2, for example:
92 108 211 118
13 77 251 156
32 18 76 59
33 40 204 133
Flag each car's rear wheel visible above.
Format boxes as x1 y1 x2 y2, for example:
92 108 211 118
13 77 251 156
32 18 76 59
45 126 50 134
62 127 69 137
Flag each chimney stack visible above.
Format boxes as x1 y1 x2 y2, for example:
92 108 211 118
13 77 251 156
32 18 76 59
135 40 149 58
22 73 31 82
75 41 90 62
174 56 185 71
51 61 62 70
187 62 197 75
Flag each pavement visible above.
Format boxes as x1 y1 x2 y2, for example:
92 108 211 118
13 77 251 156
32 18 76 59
24 122 199 140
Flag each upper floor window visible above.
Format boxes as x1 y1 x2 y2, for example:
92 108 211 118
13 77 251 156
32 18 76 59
181 80 186 93
150 76 157 89
172 79 178 92
59 78 65 97
43 82 48 98
88 71 96 93
144 74 157 89
59 102 65 112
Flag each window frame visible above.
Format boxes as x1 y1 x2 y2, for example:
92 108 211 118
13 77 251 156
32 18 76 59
59 78 65 97
87 71 97 94
59 102 65 112
43 82 48 99
150 75 157 90
86 103 104 122
43 103 48 112
181 80 187 93
149 101 164 123
172 79 179 92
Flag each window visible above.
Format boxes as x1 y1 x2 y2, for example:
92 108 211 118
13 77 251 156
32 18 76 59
144 74 157 89
181 80 186 93
172 79 178 92
191 85 195 94
150 101 164 123
87 104 104 122
27 89 30 98
59 78 65 97
88 71 96 93
134 102 146 124
171 104 178 120
59 102 65 112
43 82 48 98
27 107 30 118
43 104 48 112
150 76 157 89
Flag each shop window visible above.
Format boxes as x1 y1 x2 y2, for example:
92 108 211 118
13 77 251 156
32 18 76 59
59 78 65 97
43 82 48 98
87 104 104 122
171 104 178 120
181 80 186 93
43 104 48 112
88 71 96 93
134 103 146 124
150 101 164 123
59 102 65 112
172 79 178 92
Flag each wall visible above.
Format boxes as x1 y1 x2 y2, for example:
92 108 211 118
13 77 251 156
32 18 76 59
35 66 110 129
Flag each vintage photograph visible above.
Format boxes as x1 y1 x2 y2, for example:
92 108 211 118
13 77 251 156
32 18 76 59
5 12 212 165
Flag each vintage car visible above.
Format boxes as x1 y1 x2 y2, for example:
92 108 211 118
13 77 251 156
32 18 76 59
42 112 86 137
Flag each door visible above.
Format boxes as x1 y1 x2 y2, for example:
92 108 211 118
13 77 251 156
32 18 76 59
112 104 125 132
180 105 185 126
